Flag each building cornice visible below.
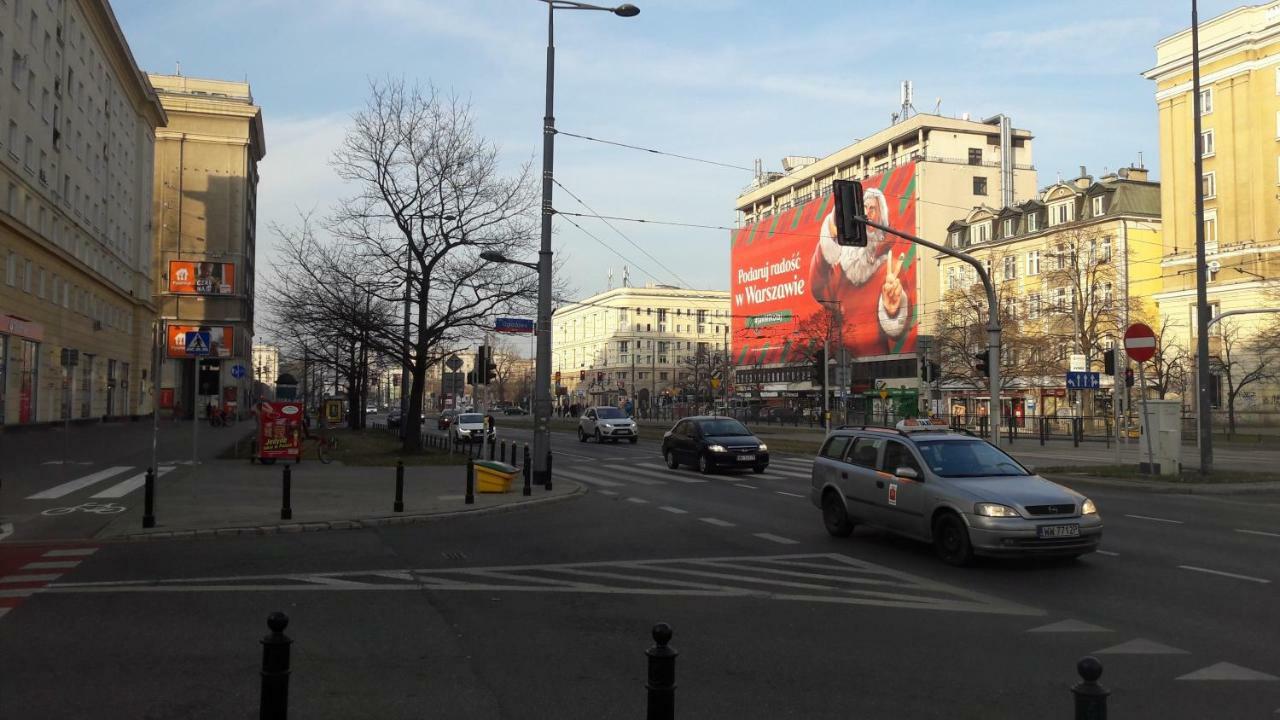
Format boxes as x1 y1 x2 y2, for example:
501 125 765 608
83 0 167 128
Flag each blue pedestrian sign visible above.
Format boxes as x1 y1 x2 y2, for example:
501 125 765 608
1065 371 1100 390
231 364 246 379
184 331 212 356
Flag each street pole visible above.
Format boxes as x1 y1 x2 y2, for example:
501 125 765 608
1191 0 1213 475
1138 361 1155 472
532 1 557 486
191 359 199 464
151 322 161 476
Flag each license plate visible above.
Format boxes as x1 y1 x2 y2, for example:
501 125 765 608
1037 524 1080 539
737 454 755 462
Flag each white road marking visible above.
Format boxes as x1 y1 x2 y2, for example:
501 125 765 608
26 467 133 499
0 608 9 619
1094 638 1189 655
598 490 618 496
776 491 805 498
753 533 800 545
554 469 624 488
734 483 758 490
0 589 38 598
0 522 12 541
659 506 688 514
628 477 666 486
1095 550 1120 556
1124 514 1184 524
700 518 735 527
626 497 649 504
42 548 98 558
624 465 706 484
1236 528 1280 539
20 561 79 570
0 574 63 584
89 466 177 499
1177 662 1279 682
301 576 371 587
1178 565 1270 584
1027 619 1112 633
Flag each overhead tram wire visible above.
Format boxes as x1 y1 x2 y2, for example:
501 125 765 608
555 129 755 173
556 212 670 288
554 179 692 289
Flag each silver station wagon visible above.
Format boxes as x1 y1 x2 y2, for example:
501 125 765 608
810 419 1103 565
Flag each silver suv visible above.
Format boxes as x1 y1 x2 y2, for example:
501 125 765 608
810 419 1102 565
578 406 638 444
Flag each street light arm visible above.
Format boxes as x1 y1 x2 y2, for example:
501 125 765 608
1206 307 1280 331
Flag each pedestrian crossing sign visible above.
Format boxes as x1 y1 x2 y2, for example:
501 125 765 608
184 331 211 356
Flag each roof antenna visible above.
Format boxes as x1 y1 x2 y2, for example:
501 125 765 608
175 60 181 76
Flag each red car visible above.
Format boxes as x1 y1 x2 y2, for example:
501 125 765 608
437 409 458 431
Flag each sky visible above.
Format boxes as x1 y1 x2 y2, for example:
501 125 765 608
112 0 1246 300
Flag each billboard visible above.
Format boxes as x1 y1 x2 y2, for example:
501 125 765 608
256 401 303 462
167 325 235 358
730 162 918 368
169 261 235 295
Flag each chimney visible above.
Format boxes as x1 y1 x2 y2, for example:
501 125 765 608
1122 165 1149 181
1073 165 1092 189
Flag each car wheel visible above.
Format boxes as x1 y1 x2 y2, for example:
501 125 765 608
752 464 767 474
822 490 853 537
698 453 714 475
933 513 974 567
577 427 587 443
664 449 680 470
629 437 638 444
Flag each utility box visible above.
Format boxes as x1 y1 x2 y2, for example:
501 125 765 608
474 460 517 493
1138 399 1182 476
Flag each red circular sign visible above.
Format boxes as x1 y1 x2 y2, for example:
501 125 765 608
1124 323 1157 363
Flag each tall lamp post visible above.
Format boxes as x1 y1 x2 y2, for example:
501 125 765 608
525 0 639 484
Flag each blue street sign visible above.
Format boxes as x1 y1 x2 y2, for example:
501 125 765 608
1065 371 1100 390
231 364 246 379
495 317 535 334
184 331 212 356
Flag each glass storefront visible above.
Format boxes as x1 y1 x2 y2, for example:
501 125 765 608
80 355 94 418
18 338 38 423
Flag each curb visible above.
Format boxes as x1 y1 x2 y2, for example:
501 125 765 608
1043 473 1280 496
100 481 587 543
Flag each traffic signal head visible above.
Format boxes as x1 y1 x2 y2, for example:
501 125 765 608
466 370 476 386
486 361 497 384
1125 367 1135 388
811 348 827 385
832 179 868 247
475 346 488 384
1104 348 1116 375
973 351 990 378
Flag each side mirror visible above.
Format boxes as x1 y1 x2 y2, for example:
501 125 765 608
896 466 920 481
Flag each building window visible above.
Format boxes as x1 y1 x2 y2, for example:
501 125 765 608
1049 201 1072 226
1002 218 1015 237
1002 255 1017 282
973 176 988 196
972 221 991 244
946 266 958 291
5 252 15 285
1204 210 1218 254
1197 129 1215 158
1026 250 1040 276
1199 87 1212 114
1201 172 1216 199
1027 293 1041 320
1091 196 1104 217
968 148 982 165
1026 213 1038 232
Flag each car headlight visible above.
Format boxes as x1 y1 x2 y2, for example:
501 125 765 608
707 444 727 453
757 443 768 452
1081 498 1097 515
602 423 613 429
975 502 1021 518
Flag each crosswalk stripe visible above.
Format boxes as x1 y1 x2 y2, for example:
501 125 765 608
90 466 177 499
753 533 801 545
623 464 707 484
26 467 133 499
20 561 79 570
0 574 63 584
555 469 624 488
42 548 98 558
700 518 735 527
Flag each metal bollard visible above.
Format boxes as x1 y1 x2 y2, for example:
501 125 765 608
500 440 507 464
1073 418 1080 448
259 611 292 720
645 623 678 720
394 460 405 513
1040 416 1046 446
523 445 532 497
281 465 292 520
465 458 475 505
1071 656 1109 719
488 435 495 460
143 467 156 528
545 451 553 491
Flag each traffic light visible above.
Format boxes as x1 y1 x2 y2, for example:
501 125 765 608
973 351 989 378
1104 348 1116 375
554 371 561 385
832 179 867 247
579 369 586 382
1125 367 1134 388
811 348 828 385
466 370 476 386
920 359 941 383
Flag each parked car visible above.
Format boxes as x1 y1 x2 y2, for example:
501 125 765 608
437 409 458 430
661 416 768 474
577 406 638 443
810 419 1103 566
386 409 424 429
503 406 529 415
452 413 490 443
366 404 378 414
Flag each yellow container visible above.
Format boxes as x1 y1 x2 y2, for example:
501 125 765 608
474 461 517 493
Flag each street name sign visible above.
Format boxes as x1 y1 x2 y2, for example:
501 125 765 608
495 318 535 334
1065 371 1100 390
1124 323 1156 363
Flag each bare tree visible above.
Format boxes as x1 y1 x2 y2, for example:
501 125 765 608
678 342 732 408
1144 314 1190 400
936 272 1057 394
1041 227 1133 370
1212 320 1279 436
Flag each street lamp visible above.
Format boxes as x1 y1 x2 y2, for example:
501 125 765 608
528 0 639 485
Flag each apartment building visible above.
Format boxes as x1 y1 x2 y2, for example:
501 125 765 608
0 0 165 425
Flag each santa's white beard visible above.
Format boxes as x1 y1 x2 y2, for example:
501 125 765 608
818 225 888 286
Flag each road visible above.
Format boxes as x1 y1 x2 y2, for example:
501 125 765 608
2 420 1278 718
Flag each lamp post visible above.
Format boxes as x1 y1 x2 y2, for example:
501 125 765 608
526 0 639 484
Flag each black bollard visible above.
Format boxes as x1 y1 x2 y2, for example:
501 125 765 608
259 611 292 720
545 451 553 491
646 623 678 720
1040 415 1046 446
394 460 405 513
281 465 292 520
1073 417 1080 448
142 467 156 529
501 440 506 464
1071 656 1109 719
523 445 532 497
488 435 495 461
465 458 475 505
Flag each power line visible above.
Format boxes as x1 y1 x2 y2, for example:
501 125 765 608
557 212 669 288
556 129 754 173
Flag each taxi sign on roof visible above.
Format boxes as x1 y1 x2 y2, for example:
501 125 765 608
896 417 948 432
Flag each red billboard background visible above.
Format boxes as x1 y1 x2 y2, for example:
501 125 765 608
730 162 918 368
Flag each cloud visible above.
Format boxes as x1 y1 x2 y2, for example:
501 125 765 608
255 112 353 262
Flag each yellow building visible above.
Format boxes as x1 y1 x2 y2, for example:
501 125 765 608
1144 1 1280 412
0 0 166 425
938 168 1162 418
147 74 264 418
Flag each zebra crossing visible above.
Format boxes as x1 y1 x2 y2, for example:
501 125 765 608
24 466 177 503
554 455 813 489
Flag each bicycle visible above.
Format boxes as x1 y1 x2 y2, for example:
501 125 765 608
301 429 337 464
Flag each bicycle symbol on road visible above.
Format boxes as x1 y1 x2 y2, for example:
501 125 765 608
41 502 127 516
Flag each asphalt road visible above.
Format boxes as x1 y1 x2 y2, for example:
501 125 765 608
3 421 1279 718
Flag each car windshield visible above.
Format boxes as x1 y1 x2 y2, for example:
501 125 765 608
596 408 626 419
699 419 751 436
913 439 1029 478
459 414 483 424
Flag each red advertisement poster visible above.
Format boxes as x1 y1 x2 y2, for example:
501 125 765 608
169 261 235 295
256 401 303 461
167 325 235 358
730 162 919 366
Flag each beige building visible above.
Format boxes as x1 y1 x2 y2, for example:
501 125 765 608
732 113 1036 406
251 343 278 397
0 0 165 425
552 285 731 410
1144 1 1280 418
147 73 264 417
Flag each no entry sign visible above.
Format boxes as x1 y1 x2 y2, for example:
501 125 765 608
1124 323 1157 363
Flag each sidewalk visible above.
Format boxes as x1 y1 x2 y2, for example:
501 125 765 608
95 459 583 541
1043 472 1280 496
